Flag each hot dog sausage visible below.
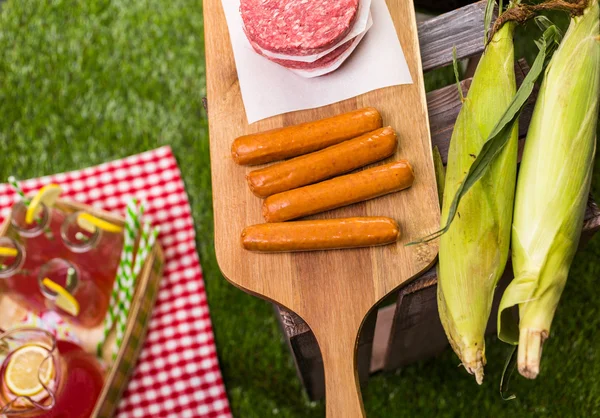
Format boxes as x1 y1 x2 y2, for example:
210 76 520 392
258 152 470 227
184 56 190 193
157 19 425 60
241 217 400 252
231 107 383 166
262 160 414 222
246 127 397 197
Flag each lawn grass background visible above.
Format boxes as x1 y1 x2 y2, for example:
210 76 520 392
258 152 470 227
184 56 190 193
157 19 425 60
0 1 598 417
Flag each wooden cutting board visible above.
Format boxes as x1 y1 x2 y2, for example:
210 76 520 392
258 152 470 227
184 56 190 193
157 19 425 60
204 1 440 416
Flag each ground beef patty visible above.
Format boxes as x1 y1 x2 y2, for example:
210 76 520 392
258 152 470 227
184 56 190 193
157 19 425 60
249 37 356 70
241 0 360 56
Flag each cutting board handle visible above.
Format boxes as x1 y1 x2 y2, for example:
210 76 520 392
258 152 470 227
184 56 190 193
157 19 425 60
320 329 365 418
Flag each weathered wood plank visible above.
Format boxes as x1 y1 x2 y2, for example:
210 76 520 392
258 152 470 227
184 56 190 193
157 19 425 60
415 0 478 14
582 200 600 245
381 268 446 370
275 305 378 401
418 1 488 72
369 305 396 372
384 263 512 371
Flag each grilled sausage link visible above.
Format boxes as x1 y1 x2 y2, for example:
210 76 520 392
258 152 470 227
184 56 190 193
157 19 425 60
241 217 400 252
263 160 414 222
246 127 397 198
232 107 383 165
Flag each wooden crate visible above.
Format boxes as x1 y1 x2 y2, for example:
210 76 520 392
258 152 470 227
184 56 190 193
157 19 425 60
0 199 164 418
271 1 600 400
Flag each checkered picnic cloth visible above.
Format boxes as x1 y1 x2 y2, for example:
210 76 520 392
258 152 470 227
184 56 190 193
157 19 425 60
0 146 232 418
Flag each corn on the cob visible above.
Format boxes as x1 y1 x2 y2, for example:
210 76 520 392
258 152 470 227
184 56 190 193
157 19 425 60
498 0 600 379
437 22 519 384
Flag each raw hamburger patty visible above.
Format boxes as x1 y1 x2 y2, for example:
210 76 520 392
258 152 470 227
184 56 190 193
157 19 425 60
249 37 356 70
241 0 360 56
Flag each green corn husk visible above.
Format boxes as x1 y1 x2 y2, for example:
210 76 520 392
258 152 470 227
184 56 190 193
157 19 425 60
498 0 600 379
438 22 519 384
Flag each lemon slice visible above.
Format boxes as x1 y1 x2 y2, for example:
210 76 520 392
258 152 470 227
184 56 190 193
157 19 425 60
42 278 80 317
5 345 54 397
77 213 123 234
25 184 63 224
0 247 18 257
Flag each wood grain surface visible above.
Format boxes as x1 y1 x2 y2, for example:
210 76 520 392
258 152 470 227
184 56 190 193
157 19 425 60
204 1 440 416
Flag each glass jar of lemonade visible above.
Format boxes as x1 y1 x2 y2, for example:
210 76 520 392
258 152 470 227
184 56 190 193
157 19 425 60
0 328 105 418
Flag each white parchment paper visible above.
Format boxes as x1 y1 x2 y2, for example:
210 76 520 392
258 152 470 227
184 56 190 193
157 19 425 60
220 0 413 124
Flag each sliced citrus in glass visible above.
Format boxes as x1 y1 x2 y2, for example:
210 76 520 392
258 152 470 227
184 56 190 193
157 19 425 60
0 247 18 257
25 184 63 224
77 213 123 234
5 345 54 397
42 278 80 317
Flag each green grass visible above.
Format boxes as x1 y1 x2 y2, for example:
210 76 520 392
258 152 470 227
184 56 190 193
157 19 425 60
1 1 599 417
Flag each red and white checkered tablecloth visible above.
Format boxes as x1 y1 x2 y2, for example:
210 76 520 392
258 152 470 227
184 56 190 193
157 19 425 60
0 146 232 418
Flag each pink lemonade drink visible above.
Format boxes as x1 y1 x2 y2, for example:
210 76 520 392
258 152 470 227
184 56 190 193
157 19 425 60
60 212 122 294
36 259 110 328
10 201 66 266
0 328 104 418
0 237 42 312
